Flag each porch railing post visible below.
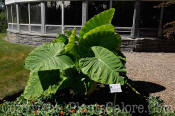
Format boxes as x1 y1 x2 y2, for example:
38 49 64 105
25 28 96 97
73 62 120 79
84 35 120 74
82 0 88 25
6 6 8 29
28 3 31 32
16 4 19 32
41 2 45 34
61 0 64 34
131 0 140 39
109 0 112 8
158 2 164 37
11 5 13 29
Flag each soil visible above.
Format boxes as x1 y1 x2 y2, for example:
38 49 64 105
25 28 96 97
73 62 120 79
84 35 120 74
124 52 175 110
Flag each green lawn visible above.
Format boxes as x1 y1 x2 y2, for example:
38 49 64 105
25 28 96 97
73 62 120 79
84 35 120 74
0 33 34 99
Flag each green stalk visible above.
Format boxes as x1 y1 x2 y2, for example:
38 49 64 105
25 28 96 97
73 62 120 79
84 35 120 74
126 82 147 98
87 81 97 96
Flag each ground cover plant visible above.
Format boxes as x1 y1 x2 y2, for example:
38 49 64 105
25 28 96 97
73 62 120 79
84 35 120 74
0 33 33 100
0 95 132 116
1 93 174 116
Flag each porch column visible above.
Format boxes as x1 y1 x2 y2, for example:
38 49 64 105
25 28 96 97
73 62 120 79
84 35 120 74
11 5 13 29
158 2 164 37
28 3 31 32
82 0 88 25
131 0 140 38
109 0 112 8
6 6 8 29
41 2 45 34
61 0 64 34
16 4 19 31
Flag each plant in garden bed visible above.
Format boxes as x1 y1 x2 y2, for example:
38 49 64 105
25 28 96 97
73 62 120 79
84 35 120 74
1 8 150 115
23 8 130 100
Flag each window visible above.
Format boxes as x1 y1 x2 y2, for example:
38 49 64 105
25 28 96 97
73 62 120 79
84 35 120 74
30 3 41 24
139 2 161 37
140 2 161 28
88 1 109 20
12 4 17 23
7 5 12 23
64 1 82 25
112 1 134 27
45 1 62 25
19 3 29 24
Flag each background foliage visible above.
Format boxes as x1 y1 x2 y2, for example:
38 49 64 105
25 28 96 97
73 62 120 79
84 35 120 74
162 1 175 40
0 0 6 33
156 1 175 39
0 11 7 33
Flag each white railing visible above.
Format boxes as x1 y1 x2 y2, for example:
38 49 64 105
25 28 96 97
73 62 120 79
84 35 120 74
6 0 163 37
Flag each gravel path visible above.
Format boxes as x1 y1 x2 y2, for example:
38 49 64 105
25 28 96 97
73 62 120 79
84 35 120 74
124 52 175 109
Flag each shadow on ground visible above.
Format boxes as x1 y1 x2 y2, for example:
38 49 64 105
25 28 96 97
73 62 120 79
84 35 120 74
131 81 166 96
87 80 166 116
56 80 165 116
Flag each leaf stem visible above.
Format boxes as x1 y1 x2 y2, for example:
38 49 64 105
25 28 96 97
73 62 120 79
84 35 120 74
126 82 147 99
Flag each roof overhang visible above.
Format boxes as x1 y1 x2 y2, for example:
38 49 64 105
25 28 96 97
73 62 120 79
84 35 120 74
5 0 171 5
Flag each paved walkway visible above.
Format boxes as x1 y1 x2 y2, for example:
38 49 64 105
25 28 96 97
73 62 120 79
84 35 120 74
124 52 175 109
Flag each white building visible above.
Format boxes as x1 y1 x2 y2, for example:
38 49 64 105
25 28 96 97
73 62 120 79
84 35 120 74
5 0 174 46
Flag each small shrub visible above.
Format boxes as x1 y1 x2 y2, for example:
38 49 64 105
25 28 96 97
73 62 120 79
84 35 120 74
0 11 7 33
155 1 175 40
148 96 175 116
163 21 175 40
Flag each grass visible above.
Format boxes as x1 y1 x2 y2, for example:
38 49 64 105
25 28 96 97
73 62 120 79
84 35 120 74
0 33 34 99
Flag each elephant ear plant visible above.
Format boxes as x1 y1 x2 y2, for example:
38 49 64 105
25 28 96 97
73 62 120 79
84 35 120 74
23 8 130 100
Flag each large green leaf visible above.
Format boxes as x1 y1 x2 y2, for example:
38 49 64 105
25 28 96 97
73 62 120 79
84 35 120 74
23 70 67 99
65 28 77 52
79 29 121 57
79 8 115 38
52 34 68 44
64 30 73 37
82 24 115 39
24 42 74 71
58 69 87 95
79 46 126 85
